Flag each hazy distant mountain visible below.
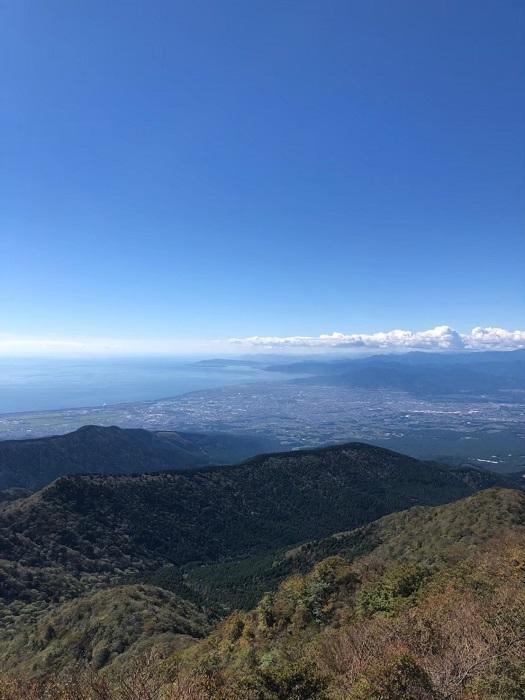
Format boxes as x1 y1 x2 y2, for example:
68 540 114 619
0 425 280 490
300 362 520 395
267 348 525 371
266 349 525 396
191 358 263 367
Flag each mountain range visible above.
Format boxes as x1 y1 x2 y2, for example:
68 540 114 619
1 435 524 698
266 348 525 397
0 425 279 490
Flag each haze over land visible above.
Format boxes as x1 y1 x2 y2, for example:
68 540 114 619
1 350 523 473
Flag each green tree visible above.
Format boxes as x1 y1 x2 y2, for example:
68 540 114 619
350 653 437 700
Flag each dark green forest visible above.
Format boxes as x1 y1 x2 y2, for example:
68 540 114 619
1 438 524 698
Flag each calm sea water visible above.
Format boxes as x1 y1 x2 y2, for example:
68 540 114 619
0 357 286 414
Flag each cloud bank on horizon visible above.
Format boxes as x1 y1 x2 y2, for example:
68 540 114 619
1 325 524 356
230 326 525 352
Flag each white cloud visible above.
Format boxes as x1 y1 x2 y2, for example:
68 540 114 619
466 326 525 349
1 325 523 356
229 326 525 352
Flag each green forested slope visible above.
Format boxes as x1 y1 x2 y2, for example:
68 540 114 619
180 486 525 610
171 488 525 699
0 443 473 616
0 424 278 489
0 443 522 697
0 584 210 677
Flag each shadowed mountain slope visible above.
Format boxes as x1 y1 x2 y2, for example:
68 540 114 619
0 425 279 490
0 442 496 629
0 443 476 574
181 486 525 610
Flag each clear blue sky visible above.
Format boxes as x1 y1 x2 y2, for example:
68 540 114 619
1 0 524 352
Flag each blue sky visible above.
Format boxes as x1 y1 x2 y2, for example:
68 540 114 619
1 1 524 354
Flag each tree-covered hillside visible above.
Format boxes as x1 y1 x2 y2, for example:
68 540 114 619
171 488 525 699
0 584 210 678
180 486 525 610
0 443 474 606
1 441 524 697
2 488 525 698
0 424 279 490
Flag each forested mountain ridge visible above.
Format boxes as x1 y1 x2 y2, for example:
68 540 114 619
1 441 524 696
0 424 279 490
0 442 475 571
171 487 525 699
0 443 479 630
179 486 525 611
3 487 525 698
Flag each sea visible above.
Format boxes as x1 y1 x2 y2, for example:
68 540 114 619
0 357 287 414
